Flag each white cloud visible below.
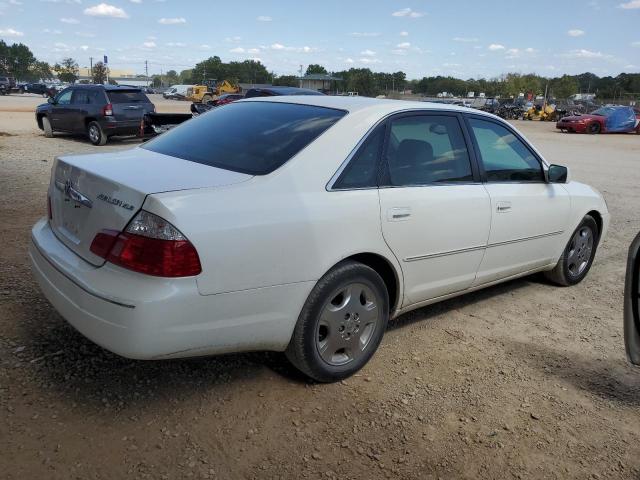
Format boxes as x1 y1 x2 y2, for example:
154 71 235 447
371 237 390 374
505 48 520 58
43 28 62 34
158 17 186 24
9 0 23 4
392 7 424 18
391 49 408 56
345 58 354 64
488 43 505 50
60 17 79 24
257 15 272 21
360 49 376 56
632 41 640 47
453 37 478 42
399 31 409 36
359 57 382 64
524 47 535 53
0 27 23 37
225 36 241 42
619 0 640 8
561 49 605 58
396 42 410 49
349 32 380 37
84 3 129 18
165 42 186 47
270 43 315 53
271 42 284 50
230 47 245 53
142 41 156 48
130 0 142 3
80 45 89 51
247 48 260 54
200 44 211 49
567 29 585 37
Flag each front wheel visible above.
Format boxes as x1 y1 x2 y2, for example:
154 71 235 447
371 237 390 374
42 116 53 138
286 261 389 382
87 121 107 146
544 215 599 286
588 122 601 134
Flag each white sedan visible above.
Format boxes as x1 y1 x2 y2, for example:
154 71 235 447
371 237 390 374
30 96 609 382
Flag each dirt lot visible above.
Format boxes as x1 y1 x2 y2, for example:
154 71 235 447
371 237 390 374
1 93 640 480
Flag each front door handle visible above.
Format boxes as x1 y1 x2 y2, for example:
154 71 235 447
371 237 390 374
387 207 412 221
496 201 512 212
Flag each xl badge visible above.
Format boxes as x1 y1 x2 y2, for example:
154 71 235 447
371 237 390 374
97 193 135 211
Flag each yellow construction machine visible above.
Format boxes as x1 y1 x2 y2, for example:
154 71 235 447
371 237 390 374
186 79 241 103
523 102 558 121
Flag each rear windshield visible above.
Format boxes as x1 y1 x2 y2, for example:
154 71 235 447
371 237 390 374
141 101 346 175
107 90 150 103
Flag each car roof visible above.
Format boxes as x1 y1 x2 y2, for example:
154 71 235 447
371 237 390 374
240 94 495 118
68 84 141 91
247 86 324 95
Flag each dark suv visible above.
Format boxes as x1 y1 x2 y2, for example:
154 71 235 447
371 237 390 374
36 84 155 145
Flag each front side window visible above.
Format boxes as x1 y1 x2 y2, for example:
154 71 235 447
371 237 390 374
333 124 385 189
384 115 473 186
468 118 543 182
142 102 346 175
56 89 72 105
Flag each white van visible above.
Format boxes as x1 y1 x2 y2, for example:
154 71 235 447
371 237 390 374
163 84 192 99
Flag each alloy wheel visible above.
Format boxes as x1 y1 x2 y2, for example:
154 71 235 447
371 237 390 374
567 226 594 278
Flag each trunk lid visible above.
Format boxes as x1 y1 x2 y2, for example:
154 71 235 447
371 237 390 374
49 147 252 266
106 89 155 121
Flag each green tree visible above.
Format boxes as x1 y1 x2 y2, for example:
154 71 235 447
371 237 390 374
53 57 79 83
550 74 578 99
305 64 327 76
0 41 37 80
30 61 53 81
91 61 107 84
274 75 299 87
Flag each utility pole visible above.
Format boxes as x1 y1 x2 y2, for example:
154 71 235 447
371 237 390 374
145 60 149 87
89 57 93 81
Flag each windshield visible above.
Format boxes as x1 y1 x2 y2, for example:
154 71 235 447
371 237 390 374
141 101 346 175
591 107 615 116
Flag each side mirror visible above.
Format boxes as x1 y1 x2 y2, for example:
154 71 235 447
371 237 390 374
47 97 56 104
547 164 568 183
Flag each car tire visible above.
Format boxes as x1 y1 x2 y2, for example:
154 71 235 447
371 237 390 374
544 215 599 286
285 261 389 383
87 121 107 146
588 122 601 134
201 94 213 104
42 116 54 138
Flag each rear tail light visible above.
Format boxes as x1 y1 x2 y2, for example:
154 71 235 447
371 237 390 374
90 211 201 277
103 103 113 116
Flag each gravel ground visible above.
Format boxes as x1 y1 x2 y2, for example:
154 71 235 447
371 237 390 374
1 94 640 480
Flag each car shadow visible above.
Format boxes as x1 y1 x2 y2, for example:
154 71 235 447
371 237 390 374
52 132 144 146
503 339 640 406
20 275 546 410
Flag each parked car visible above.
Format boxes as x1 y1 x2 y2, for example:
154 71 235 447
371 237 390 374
243 86 325 98
556 105 640 134
18 83 55 97
35 84 155 146
210 92 244 107
30 97 609 382
0 75 16 94
624 231 640 365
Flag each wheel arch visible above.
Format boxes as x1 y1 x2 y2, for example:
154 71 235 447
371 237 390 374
587 209 603 239
36 113 45 129
340 252 402 313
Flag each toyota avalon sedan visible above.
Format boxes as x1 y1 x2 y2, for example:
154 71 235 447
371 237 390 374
30 96 609 382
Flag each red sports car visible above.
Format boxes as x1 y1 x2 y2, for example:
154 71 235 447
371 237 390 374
556 106 640 134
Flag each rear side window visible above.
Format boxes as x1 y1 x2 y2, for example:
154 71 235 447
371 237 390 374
468 118 543 182
384 115 473 186
334 124 385 189
142 102 346 175
107 90 149 103
71 90 89 104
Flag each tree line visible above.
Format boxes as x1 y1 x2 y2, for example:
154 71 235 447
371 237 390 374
2 41 639 100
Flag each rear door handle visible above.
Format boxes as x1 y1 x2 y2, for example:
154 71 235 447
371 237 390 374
496 201 512 212
387 207 412 221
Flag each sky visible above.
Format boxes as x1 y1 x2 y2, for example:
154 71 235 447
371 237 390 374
1 0 639 79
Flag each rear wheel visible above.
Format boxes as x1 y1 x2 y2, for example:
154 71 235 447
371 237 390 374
42 116 53 138
87 121 107 146
201 94 213 104
588 122 601 134
286 261 389 382
544 215 599 286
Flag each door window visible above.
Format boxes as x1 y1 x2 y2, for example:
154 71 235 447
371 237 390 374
56 89 72 105
384 115 473 186
333 124 385 189
71 90 89 104
469 118 544 182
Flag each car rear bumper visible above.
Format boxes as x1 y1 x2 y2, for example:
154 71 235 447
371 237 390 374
30 217 311 359
101 119 142 136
